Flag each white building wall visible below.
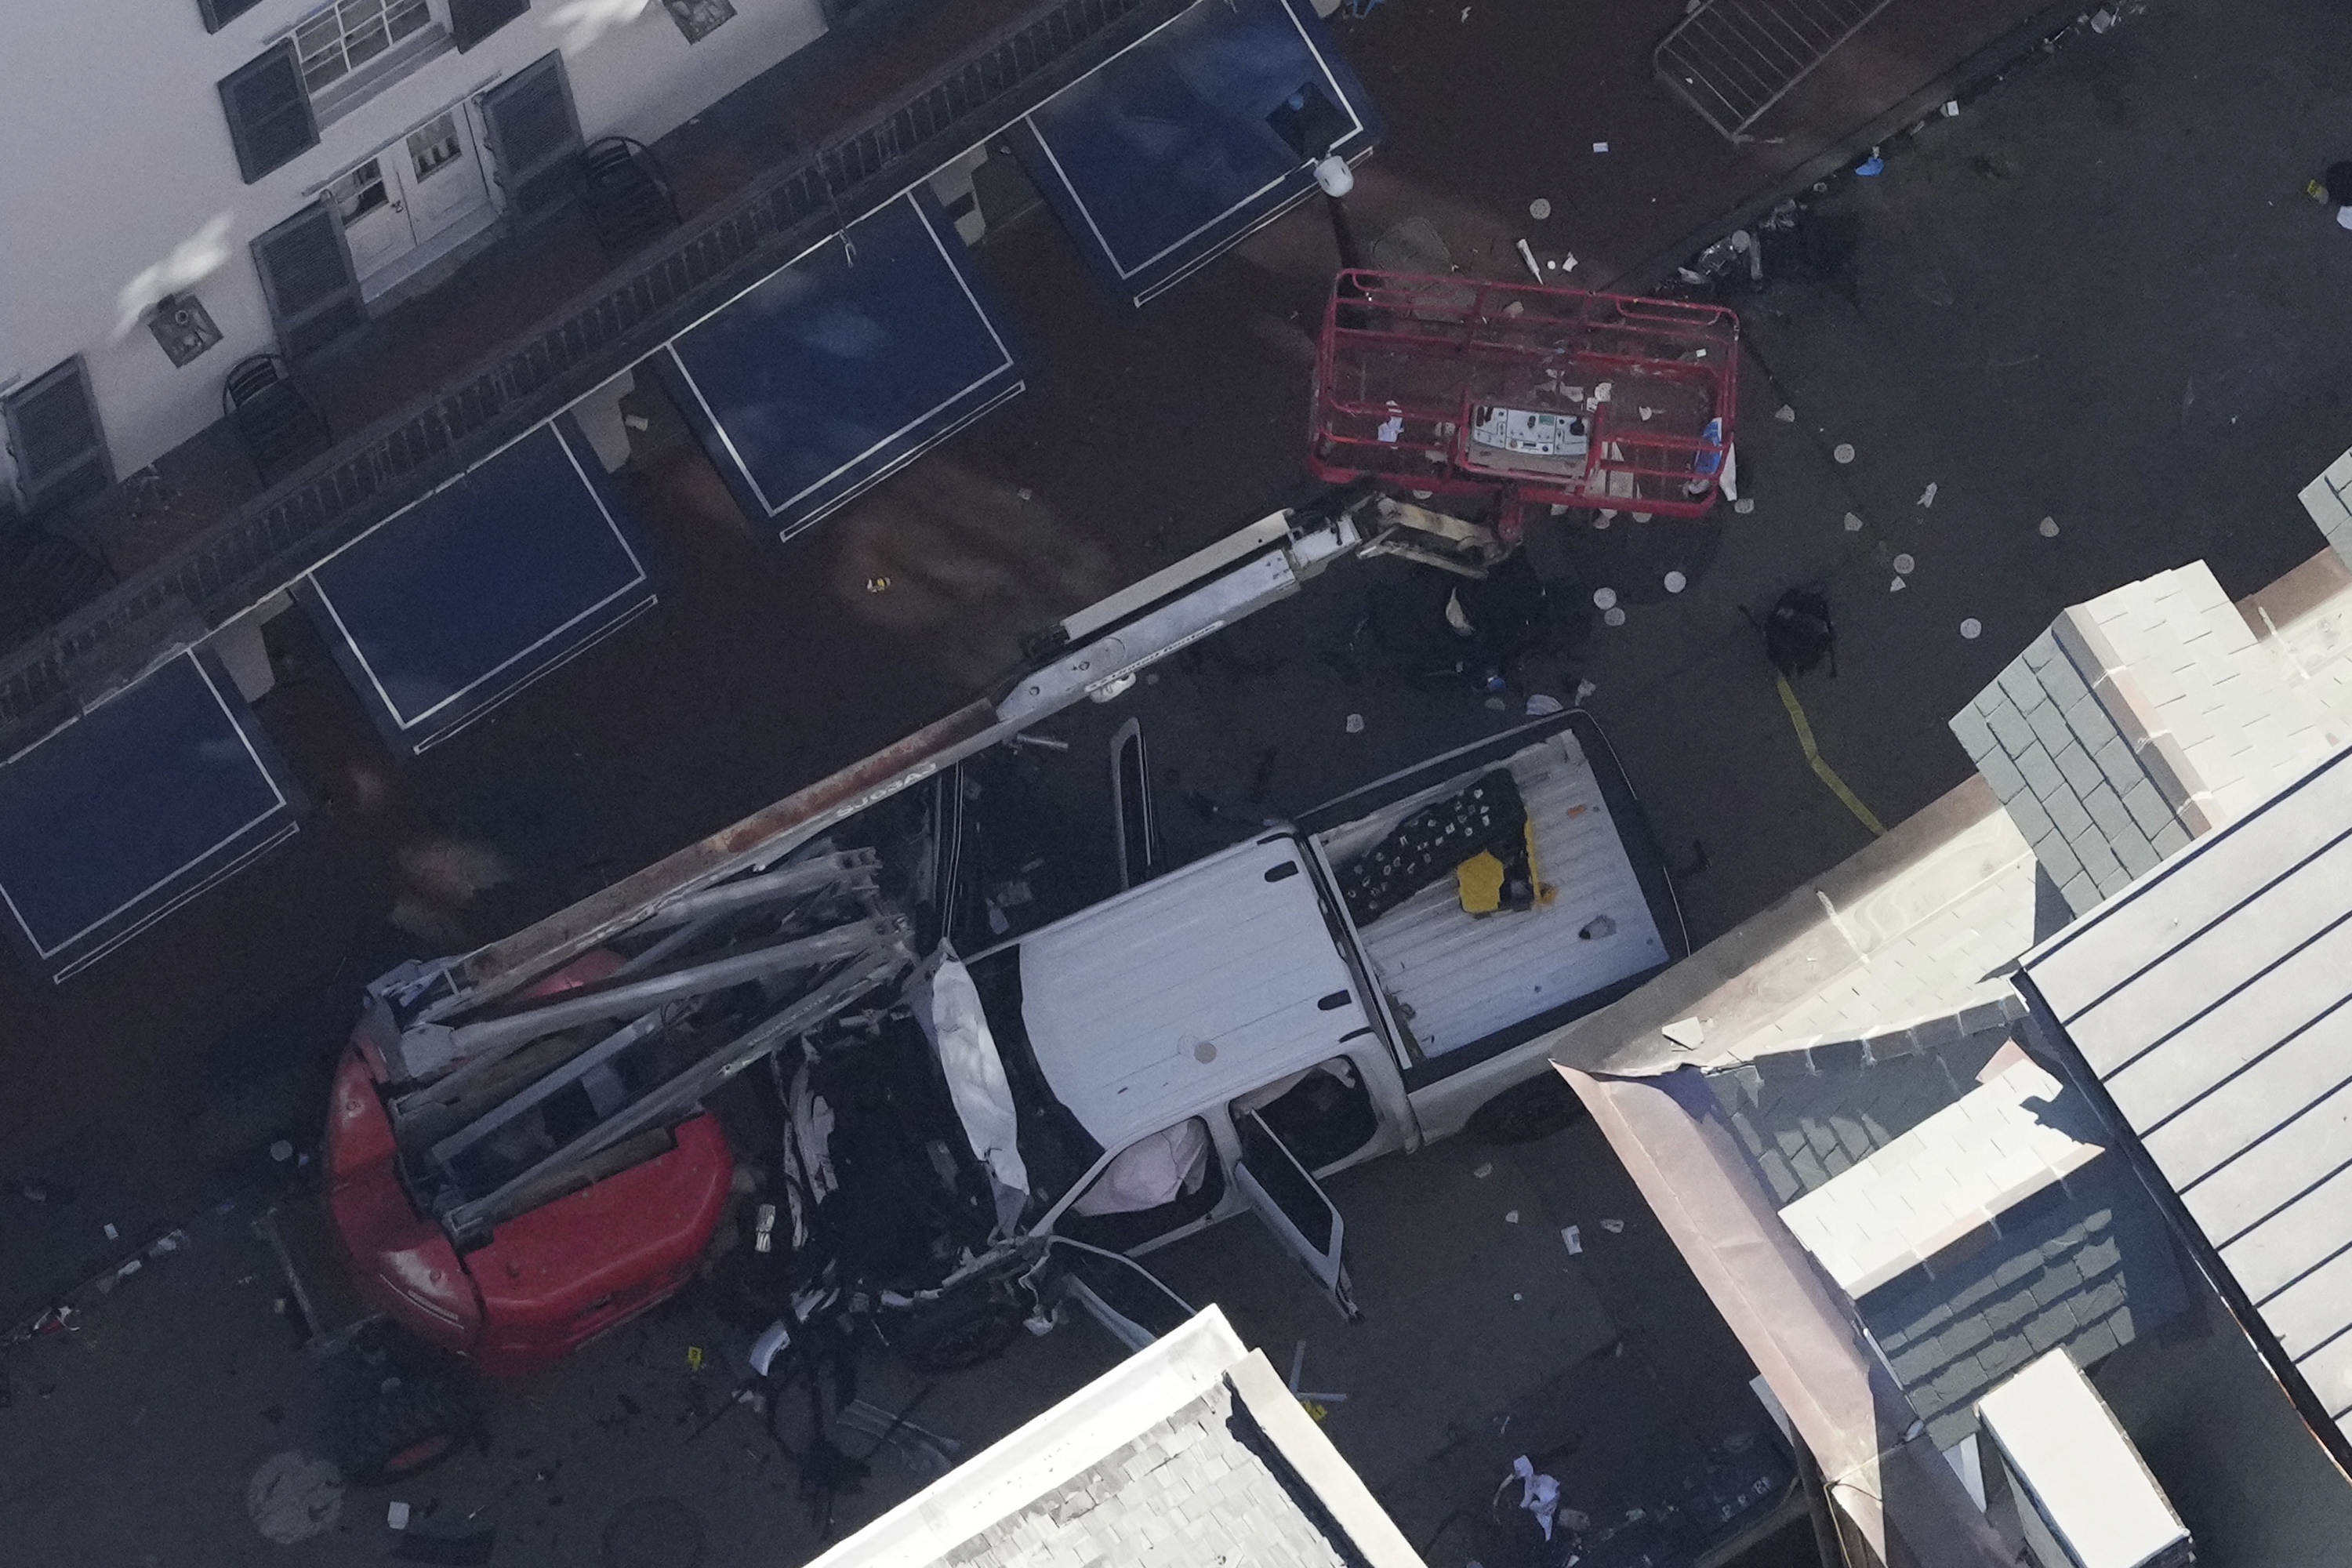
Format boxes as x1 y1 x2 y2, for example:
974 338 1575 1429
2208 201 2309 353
0 0 829 489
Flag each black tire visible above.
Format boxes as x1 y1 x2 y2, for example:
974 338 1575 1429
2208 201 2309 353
1464 1072 1586 1146
332 1370 478 1486
896 1295 1025 1374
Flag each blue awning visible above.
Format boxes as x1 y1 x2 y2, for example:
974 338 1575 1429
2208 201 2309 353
1008 0 1382 307
0 651 301 982
297 416 657 754
657 190 1025 542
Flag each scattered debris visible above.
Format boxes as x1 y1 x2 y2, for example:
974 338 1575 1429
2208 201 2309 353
1592 141 1610 154
1483 695 1508 711
1473 1163 1494 1178
1734 497 1756 514
1579 914 1617 939
1592 586 1617 610
1345 713 1365 734
2039 516 2061 537
389 1502 412 1530
1525 693 1564 717
1563 1225 1583 1254
865 576 891 593
270 1140 294 1163
1512 1293 1523 1301
102 1222 118 1241
1515 238 1544 283
1602 607 1627 627
1832 443 1856 464
246 1452 345 1545
686 1345 705 1370
1854 147 1885 176
1664 571 1687 593
1843 511 1864 532
1508 1456 1565 1540
1775 405 1795 422
1016 487 1033 502
1942 99 1962 117
1917 482 1938 508
1892 552 1916 575
1960 618 1984 640
1529 198 1552 220
1890 577 1907 593
1504 1210 1520 1224
1575 678 1598 702
2089 5 2117 31
1661 1016 1705 1048
1600 1218 1625 1234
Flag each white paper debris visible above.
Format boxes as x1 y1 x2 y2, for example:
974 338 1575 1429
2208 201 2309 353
1504 1210 1521 1224
1345 713 1364 734
1917 482 1938 507
1890 577 1907 593
1513 1457 1563 1540
1593 141 1610 153
1960 618 1983 640
1563 1225 1584 1254
1833 442 1856 464
1660 1017 1706 1048
1843 511 1864 532
1664 571 1686 593
1639 406 1655 421
1603 607 1626 626
388 1502 411 1530
2039 516 2060 537
1734 497 1756 514
1516 238 1544 283
1474 1163 1494 1178
1600 1218 1625 1234
1892 552 1916 574
1530 198 1552 220
103 1223 119 1241
1592 586 1617 609
1775 405 1796 422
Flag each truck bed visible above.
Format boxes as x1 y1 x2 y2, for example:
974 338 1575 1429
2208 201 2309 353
1309 721 1671 1067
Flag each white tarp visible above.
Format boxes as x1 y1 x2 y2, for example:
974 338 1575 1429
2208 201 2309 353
908 942 1029 1233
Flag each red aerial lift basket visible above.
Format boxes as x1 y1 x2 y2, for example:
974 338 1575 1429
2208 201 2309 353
1310 270 1739 520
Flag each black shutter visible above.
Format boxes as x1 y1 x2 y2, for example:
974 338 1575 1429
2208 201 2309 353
4 360 113 517
219 41 319 183
452 0 532 49
198 0 270 30
481 54 586 221
252 205 368 362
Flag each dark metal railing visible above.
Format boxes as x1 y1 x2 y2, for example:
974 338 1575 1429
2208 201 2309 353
0 0 1188 758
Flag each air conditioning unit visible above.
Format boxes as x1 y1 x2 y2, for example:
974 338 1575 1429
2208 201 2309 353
1976 1350 2193 1568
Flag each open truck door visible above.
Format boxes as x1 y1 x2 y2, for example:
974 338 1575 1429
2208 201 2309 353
1235 1109 1361 1321
1044 1237 1197 1352
1109 717 1161 891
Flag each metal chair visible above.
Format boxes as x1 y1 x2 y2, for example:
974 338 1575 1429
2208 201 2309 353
223 354 330 486
580 136 681 257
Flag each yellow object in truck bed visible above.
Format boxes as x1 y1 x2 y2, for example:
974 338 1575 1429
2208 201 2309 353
1456 820 1555 914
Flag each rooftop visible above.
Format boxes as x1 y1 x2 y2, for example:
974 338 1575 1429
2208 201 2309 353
2023 737 2352 1463
804 1306 1421 1568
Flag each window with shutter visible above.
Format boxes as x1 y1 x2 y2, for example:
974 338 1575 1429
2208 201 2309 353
481 54 586 221
219 41 321 183
198 0 271 30
451 0 531 50
3 360 113 517
252 205 368 361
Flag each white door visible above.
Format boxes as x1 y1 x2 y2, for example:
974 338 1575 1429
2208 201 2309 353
329 155 412 281
329 110 493 296
398 110 489 246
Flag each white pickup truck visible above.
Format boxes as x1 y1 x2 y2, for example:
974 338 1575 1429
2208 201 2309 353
817 706 1687 1346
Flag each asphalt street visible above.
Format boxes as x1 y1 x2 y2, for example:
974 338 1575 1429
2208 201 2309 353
9 1 2352 1563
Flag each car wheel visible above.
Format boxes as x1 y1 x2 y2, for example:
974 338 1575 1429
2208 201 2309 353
332 1368 478 1486
1465 1072 1586 1145
898 1297 1025 1374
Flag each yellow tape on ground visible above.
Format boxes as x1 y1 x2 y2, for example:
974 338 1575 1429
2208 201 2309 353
1775 673 1886 837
